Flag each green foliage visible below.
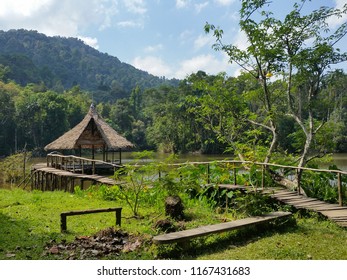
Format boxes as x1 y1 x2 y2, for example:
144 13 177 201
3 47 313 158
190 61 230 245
205 0 347 165
0 152 31 186
301 165 347 203
112 151 161 217
0 29 179 101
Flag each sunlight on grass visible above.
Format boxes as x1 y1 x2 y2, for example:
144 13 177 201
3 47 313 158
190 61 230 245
1 188 347 260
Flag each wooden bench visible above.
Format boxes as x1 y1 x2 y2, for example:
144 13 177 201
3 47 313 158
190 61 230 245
60 207 122 232
153 211 292 244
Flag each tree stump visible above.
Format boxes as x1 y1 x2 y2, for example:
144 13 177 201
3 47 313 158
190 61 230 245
165 195 184 220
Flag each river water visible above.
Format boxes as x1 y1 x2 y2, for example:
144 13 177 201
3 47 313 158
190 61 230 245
1 153 347 189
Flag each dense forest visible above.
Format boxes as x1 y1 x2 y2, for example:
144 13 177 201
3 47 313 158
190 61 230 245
1 67 347 158
0 29 179 102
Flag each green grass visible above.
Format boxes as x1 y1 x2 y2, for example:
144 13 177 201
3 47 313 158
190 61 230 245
196 214 347 260
1 188 347 260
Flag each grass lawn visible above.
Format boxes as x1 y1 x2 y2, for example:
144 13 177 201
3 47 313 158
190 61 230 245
1 188 346 260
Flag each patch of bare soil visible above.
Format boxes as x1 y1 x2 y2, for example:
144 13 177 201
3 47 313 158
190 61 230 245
44 227 145 259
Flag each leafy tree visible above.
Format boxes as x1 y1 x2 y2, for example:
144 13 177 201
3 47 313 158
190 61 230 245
205 0 347 173
0 82 16 154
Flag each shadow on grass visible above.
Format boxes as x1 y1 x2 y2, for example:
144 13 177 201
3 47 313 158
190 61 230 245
156 216 298 259
0 212 60 260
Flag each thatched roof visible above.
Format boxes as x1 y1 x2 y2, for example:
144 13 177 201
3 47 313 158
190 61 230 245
44 104 134 151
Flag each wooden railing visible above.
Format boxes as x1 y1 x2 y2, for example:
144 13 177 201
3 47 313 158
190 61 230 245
46 153 122 175
46 154 346 206
168 160 347 207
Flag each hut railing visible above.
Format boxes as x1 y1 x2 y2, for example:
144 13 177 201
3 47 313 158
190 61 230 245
47 153 122 175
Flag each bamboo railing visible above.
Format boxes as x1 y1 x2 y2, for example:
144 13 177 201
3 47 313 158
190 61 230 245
45 154 346 206
169 160 347 207
46 153 122 175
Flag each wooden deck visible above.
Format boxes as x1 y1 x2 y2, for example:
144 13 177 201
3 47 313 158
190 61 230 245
262 188 347 227
153 211 292 244
31 163 118 191
211 184 347 228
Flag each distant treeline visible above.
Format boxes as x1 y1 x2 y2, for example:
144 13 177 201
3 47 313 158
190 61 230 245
1 68 346 159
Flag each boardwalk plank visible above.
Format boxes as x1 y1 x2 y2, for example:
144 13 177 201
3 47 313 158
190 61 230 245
153 211 292 244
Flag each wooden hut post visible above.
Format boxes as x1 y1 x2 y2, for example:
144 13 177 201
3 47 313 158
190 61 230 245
338 172 343 207
119 148 122 165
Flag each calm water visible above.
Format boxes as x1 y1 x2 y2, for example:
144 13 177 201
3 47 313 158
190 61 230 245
1 152 347 189
119 152 347 170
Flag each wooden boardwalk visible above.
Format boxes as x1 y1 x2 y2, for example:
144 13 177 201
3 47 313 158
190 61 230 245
31 163 117 191
263 188 347 227
153 211 292 244
211 184 347 228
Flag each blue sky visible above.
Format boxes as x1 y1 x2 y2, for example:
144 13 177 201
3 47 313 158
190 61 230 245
0 0 346 79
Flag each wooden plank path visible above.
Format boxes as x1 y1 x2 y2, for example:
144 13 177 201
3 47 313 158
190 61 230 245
153 211 292 244
262 188 347 227
211 184 347 228
31 163 118 190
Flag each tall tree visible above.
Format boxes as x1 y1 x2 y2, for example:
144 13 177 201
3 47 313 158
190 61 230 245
205 0 347 174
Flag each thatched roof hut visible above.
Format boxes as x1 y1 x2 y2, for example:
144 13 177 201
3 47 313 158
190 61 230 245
44 104 134 159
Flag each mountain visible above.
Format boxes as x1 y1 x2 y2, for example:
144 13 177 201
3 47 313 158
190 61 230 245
0 29 179 101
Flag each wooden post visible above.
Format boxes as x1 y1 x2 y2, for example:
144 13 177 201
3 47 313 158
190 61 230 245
233 166 237 185
61 213 67 232
338 173 343 207
296 169 301 195
207 163 210 184
60 207 122 233
119 149 122 165
115 208 122 226
261 165 265 190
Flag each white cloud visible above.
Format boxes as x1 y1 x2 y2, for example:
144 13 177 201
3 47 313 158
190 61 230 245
0 0 118 37
78 36 99 49
176 0 190 9
233 29 249 50
327 0 347 28
117 20 144 28
214 0 235 6
123 0 147 14
144 44 164 53
0 0 53 18
132 56 173 77
194 34 214 50
195 2 209 13
174 54 230 79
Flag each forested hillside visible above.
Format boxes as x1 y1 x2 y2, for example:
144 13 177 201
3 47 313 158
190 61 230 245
0 29 179 102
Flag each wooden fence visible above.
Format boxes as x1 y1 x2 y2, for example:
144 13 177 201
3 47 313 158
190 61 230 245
46 153 122 175
167 160 347 207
